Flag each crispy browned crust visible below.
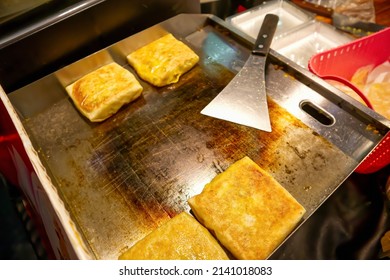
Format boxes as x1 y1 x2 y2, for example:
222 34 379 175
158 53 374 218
188 156 306 260
66 62 143 122
127 34 199 87
118 212 229 260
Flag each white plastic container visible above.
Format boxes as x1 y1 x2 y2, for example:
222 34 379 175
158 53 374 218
272 20 352 68
226 0 314 40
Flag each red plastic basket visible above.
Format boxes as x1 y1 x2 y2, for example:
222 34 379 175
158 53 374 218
308 27 390 174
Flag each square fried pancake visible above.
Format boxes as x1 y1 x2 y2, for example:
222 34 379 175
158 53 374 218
127 33 199 87
118 212 229 260
65 62 143 122
188 156 306 260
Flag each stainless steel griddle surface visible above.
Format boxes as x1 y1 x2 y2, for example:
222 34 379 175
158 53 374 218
8 14 389 259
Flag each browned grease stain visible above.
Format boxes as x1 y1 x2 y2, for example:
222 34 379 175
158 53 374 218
198 95 313 168
84 62 235 232
258 99 308 160
85 61 334 221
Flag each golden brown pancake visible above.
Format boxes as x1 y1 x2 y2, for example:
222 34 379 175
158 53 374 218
188 156 306 260
118 212 229 260
66 62 143 122
127 33 199 87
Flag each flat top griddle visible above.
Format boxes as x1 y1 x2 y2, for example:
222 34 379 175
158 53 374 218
8 14 389 259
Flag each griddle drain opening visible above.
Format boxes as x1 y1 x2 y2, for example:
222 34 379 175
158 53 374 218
300 101 335 126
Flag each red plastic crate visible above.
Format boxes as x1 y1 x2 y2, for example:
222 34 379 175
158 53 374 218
308 27 390 174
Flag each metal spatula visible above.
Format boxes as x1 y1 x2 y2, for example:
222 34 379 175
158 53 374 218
201 14 279 132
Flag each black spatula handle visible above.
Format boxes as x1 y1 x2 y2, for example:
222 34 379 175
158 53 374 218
252 14 279 56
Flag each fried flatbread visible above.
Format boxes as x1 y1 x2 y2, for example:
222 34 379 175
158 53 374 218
127 33 199 87
188 156 306 260
65 62 143 122
118 212 229 260
367 83 390 119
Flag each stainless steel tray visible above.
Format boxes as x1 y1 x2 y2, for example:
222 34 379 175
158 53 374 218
8 14 390 259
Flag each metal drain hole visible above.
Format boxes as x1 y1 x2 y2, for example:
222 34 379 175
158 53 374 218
300 101 335 126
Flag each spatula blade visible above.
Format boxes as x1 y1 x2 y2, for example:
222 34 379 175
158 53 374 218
201 14 279 132
201 55 271 131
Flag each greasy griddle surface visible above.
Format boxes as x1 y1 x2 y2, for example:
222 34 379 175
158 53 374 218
12 15 361 259
23 58 353 259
